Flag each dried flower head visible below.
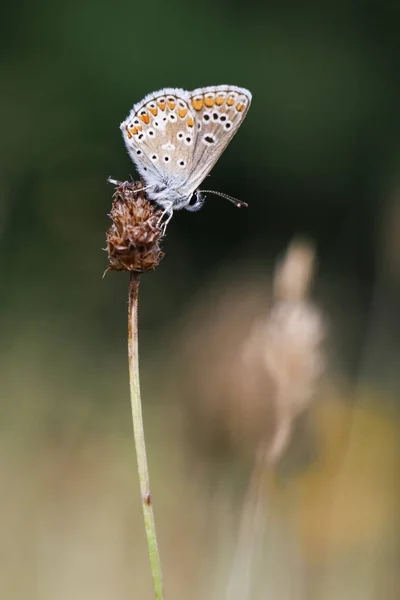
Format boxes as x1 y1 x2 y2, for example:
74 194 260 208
174 239 325 468
273 239 315 302
244 239 324 462
105 180 165 272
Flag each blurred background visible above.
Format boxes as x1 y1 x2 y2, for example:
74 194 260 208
1 0 400 598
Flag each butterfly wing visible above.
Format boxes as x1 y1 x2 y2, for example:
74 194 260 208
120 88 198 198
180 85 252 195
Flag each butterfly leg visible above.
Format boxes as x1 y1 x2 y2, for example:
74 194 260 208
157 202 174 232
107 177 151 194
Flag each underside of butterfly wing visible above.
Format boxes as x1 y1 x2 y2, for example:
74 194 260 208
180 85 252 195
120 88 199 206
120 85 251 211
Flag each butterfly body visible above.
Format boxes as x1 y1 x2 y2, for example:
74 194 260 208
120 85 252 213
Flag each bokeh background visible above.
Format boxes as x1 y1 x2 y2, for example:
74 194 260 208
1 1 400 598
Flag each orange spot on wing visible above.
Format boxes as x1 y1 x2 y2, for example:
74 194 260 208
130 127 138 135
187 117 194 128
204 97 214 108
192 98 203 111
226 97 235 106
215 96 224 106
167 101 176 110
157 100 166 110
127 129 132 139
139 113 150 124
236 103 245 112
136 125 143 131
178 108 188 118
148 107 158 116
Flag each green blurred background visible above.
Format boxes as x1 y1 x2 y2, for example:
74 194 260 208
2 0 400 369
1 1 400 598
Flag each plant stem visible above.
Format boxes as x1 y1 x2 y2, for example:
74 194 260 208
226 446 271 600
128 271 165 600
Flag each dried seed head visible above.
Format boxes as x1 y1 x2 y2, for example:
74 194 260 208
245 240 325 462
173 239 325 468
273 239 315 302
105 180 165 273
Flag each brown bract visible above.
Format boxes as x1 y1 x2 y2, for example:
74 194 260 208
105 180 165 272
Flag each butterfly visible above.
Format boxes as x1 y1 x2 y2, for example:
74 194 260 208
119 85 252 217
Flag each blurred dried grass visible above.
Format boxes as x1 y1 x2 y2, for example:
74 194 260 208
173 240 324 468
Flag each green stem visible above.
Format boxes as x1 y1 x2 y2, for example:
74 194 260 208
128 271 165 600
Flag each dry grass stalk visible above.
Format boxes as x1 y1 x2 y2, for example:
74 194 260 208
105 179 166 600
228 239 325 600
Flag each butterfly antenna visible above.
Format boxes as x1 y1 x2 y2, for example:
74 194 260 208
201 190 248 208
